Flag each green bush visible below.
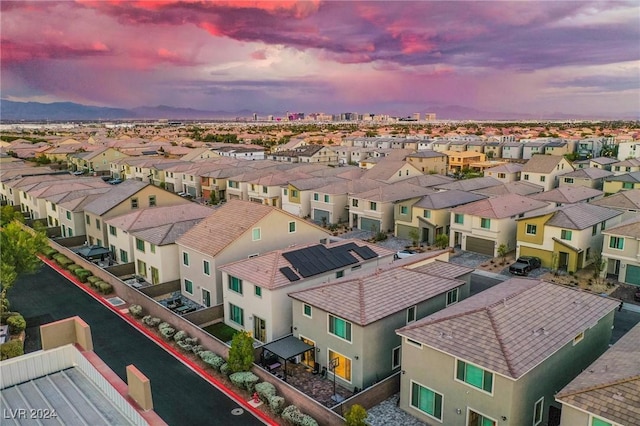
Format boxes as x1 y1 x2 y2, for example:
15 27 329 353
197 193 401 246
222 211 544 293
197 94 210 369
184 336 198 346
67 264 82 273
269 396 285 415
176 340 192 351
0 340 24 360
161 326 176 339
220 362 230 376
229 372 259 392
255 381 276 402
191 345 205 355
87 276 101 285
142 316 162 327
75 269 92 283
98 282 113 294
129 304 143 318
282 405 318 426
201 352 226 371
1 297 9 313
42 247 58 259
6 314 26 334
345 404 368 426
173 330 188 342
53 254 73 267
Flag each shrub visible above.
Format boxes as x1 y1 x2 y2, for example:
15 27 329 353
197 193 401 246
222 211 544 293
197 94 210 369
173 330 188 342
345 404 368 426
1 297 9 313
184 337 198 346
0 340 24 360
282 406 305 424
228 331 254 373
98 282 113 294
220 363 230 376
6 314 26 334
67 264 82 273
42 247 58 259
199 350 216 362
269 396 285 415
142 316 162 327
208 354 226 371
176 339 192 351
160 326 176 339
158 322 172 331
255 382 276 403
87 276 101 285
191 345 204 355
129 304 143 318
75 269 92 283
229 372 259 392
53 254 73 267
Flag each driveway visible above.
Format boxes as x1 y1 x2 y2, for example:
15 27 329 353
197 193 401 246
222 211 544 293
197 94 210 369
9 265 265 426
449 250 492 269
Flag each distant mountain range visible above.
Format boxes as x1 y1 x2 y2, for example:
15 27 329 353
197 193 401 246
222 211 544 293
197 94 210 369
1 99 637 122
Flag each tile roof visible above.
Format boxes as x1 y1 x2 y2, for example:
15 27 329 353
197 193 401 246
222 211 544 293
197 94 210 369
105 203 211 232
58 192 111 212
472 181 544 197
450 193 549 218
521 155 570 173
83 180 148 216
602 215 640 239
590 157 619 165
605 171 640 183
544 204 622 230
590 189 640 210
352 181 434 203
484 163 523 174
408 260 474 278
404 174 456 187
397 278 619 379
289 267 464 326
218 239 394 290
555 322 640 425
434 176 503 192
414 190 487 210
130 219 207 245
612 158 640 167
562 167 614 179
407 150 446 158
530 186 603 204
361 160 414 181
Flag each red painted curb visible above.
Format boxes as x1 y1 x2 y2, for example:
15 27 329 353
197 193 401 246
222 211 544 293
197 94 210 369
40 256 277 426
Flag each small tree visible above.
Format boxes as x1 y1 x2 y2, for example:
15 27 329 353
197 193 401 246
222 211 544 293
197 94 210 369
228 331 255 373
408 228 420 248
345 404 368 426
209 191 217 205
497 244 508 265
590 252 606 285
434 233 449 249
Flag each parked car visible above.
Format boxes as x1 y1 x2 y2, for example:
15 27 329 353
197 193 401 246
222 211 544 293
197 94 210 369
107 178 123 185
71 170 85 176
395 249 418 259
509 256 542 276
100 175 112 182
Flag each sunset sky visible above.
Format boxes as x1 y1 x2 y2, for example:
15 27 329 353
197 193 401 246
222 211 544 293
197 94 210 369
1 1 639 117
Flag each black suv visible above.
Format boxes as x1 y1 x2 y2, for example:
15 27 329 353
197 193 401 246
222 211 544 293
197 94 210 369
509 256 542 276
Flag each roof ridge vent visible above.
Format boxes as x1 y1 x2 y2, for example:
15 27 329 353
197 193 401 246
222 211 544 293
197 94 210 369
532 327 548 336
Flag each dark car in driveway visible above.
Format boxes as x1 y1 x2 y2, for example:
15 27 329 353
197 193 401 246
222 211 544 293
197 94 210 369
107 178 123 185
509 256 542 276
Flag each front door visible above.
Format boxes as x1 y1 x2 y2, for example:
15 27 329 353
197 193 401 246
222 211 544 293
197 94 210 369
253 316 266 343
201 288 211 307
454 232 461 247
150 267 159 285
300 336 315 368
559 252 569 270
422 228 430 243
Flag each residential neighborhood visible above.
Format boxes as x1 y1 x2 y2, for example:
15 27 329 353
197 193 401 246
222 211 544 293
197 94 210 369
1 120 639 426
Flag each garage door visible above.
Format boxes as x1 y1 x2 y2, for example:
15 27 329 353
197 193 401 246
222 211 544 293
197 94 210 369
360 218 381 233
465 236 494 256
313 209 330 224
626 265 640 286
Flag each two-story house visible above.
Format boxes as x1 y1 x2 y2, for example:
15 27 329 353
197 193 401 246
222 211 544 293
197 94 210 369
442 151 486 173
601 216 640 286
396 278 619 426
516 204 623 272
610 158 640 175
55 188 111 238
405 151 448 175
559 167 614 190
449 194 551 256
175 200 330 307
290 256 470 391
603 172 640 195
522 141 549 159
590 189 640 221
501 142 524 160
521 155 574 192
483 163 522 183
556 321 640 426
530 186 604 207
71 147 128 174
217 239 395 343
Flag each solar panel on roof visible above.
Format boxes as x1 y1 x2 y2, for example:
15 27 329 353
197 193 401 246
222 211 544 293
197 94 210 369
283 243 365 278
279 267 300 282
353 245 377 260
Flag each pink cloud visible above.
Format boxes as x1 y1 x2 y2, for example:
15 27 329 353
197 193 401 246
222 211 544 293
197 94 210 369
251 50 267 60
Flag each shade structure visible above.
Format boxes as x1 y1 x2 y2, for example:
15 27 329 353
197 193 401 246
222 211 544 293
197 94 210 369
261 335 314 382
75 245 111 259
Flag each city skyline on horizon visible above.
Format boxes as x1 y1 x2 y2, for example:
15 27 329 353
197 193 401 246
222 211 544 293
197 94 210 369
2 1 639 118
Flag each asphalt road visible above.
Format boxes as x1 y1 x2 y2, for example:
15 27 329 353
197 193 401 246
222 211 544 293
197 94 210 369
9 264 265 426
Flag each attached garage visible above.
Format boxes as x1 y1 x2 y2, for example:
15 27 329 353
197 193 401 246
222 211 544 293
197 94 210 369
625 265 640 286
465 236 494 256
313 209 330 224
360 217 381 233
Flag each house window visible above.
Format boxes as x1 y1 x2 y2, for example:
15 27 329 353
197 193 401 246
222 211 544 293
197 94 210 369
95 219 101 230
131 198 139 209
313 193 319 201
109 225 117 236
303 304 312 318
561 229 572 241
252 228 261 241
229 303 244 326
323 194 329 203
423 210 431 218
229 276 243 294
446 288 459 306
609 236 624 250
540 176 546 182
370 202 377 211
601 222 606 231
498 173 506 179
400 206 409 215
526 224 537 235
524 174 529 180
51 203 56 212
392 346 401 369
336 270 344 279
66 211 71 220
352 199 359 207
573 331 584 345
86 214 90 225
592 225 598 236
533 397 544 426
591 417 613 426
328 349 352 382
564 178 574 184
622 182 633 189
480 218 491 229
149 195 156 206
328 315 352 342
454 213 464 224
291 189 298 197
407 306 417 323
283 188 288 196
262 186 268 194
136 238 145 252
137 259 147 277
149 244 155 254
254 285 262 297
183 252 190 266
184 279 193 294
288 221 296 233
410 381 443 421
203 260 210 275
456 360 493 393
119 250 128 263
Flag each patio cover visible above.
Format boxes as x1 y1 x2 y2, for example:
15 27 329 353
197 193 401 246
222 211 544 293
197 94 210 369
262 335 314 361
76 245 111 259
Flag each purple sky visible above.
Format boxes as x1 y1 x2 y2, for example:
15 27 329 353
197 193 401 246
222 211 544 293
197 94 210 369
2 1 639 116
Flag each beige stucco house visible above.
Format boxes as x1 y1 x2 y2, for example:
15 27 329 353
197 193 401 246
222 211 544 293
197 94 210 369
521 155 574 192
601 216 640 286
